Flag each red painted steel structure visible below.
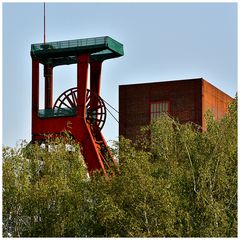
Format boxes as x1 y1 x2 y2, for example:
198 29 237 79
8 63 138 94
31 36 124 175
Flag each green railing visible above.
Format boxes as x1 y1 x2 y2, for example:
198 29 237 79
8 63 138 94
38 108 76 118
31 36 124 65
31 36 106 52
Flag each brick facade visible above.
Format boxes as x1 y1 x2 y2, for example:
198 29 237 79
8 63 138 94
119 78 233 141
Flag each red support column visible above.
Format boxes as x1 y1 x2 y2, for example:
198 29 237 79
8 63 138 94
75 54 106 175
77 54 89 117
32 60 40 140
90 61 103 113
90 61 102 95
32 60 40 115
44 64 53 109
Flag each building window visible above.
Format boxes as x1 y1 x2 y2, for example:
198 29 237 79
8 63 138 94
150 101 170 121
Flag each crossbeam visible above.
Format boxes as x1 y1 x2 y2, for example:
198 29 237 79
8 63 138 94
31 36 124 66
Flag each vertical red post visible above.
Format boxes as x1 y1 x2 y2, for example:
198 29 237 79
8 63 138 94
90 61 102 95
77 54 89 117
32 60 39 139
75 54 106 175
90 61 102 113
44 64 53 109
32 60 40 115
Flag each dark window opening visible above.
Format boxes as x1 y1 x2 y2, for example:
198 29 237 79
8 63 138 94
150 101 170 121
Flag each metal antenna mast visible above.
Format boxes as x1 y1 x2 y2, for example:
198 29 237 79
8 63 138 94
44 2 46 45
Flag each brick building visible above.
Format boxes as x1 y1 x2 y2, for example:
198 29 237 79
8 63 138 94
119 78 233 141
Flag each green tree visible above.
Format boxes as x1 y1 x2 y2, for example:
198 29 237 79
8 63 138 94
3 99 237 237
3 134 88 237
79 98 237 237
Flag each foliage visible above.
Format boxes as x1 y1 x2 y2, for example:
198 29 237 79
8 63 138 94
3 99 237 237
3 134 88 237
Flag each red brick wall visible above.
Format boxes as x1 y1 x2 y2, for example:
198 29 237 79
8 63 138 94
119 78 233 141
202 80 233 130
119 79 203 141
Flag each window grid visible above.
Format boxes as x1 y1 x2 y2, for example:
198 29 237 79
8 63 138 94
150 101 170 121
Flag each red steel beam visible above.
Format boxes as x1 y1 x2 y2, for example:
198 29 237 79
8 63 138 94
44 64 53 109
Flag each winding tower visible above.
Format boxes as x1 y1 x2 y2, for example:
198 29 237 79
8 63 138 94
31 36 124 175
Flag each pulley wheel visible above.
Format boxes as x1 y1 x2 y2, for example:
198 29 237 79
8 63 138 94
53 87 106 130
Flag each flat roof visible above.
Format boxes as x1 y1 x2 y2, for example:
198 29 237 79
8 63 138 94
31 36 124 66
119 78 203 87
119 78 233 99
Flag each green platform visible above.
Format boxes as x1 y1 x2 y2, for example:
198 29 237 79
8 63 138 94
38 108 77 118
31 36 124 66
